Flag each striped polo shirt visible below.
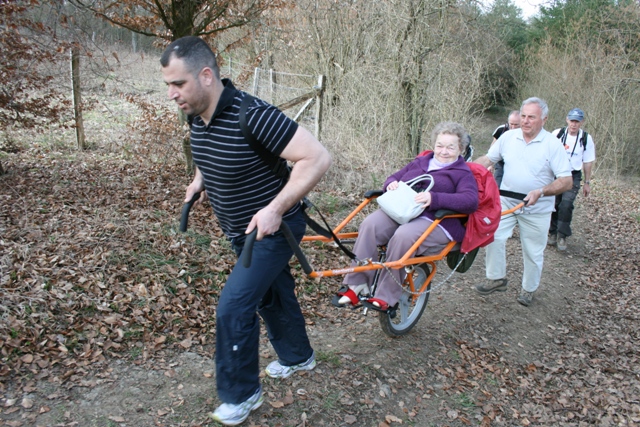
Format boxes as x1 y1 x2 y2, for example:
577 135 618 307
189 79 300 238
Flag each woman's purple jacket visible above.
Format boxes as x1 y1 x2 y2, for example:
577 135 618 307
383 152 479 242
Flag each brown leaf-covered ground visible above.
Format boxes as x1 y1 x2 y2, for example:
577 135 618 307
1 147 639 427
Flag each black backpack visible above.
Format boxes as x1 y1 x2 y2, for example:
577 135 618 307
493 123 509 140
239 94 358 259
239 94 291 179
556 127 588 151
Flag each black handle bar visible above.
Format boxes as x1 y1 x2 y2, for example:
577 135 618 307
179 192 313 275
179 191 202 232
240 229 258 268
241 222 313 275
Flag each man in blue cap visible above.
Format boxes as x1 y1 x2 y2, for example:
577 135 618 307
548 108 596 251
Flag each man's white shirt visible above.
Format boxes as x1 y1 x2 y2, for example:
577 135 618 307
552 128 596 171
487 128 572 214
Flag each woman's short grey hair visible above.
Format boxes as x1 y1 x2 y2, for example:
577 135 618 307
521 97 549 119
430 121 470 151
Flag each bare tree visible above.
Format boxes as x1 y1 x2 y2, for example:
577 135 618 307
522 2 640 175
0 1 71 130
67 0 288 43
0 1 73 174
274 0 502 189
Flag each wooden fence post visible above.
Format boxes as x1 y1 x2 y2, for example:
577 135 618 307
252 68 259 95
269 69 275 104
315 75 325 141
70 46 86 150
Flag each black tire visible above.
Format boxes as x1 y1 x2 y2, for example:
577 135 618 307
378 263 431 337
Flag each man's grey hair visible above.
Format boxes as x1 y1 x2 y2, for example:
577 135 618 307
521 97 549 119
430 121 471 150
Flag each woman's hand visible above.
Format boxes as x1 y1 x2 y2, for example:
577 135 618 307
415 191 432 209
386 181 399 191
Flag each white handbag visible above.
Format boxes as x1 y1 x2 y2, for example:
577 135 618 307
376 174 435 224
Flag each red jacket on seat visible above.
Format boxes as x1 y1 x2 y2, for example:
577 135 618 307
460 163 501 253
418 151 501 253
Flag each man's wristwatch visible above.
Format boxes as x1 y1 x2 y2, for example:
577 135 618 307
539 188 544 197
584 181 590 184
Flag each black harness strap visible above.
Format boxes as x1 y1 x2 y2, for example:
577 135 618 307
557 127 588 153
499 190 528 200
300 198 358 260
239 94 357 260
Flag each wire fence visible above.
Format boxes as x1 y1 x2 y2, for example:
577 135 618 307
27 49 323 154
221 59 320 125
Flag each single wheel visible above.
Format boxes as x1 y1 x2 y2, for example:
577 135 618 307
378 263 431 337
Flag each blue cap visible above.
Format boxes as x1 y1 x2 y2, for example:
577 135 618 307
567 108 584 121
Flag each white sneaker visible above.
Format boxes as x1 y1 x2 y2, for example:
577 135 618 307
210 386 263 426
265 351 316 379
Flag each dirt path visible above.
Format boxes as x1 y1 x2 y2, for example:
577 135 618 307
1 150 638 427
2 211 592 427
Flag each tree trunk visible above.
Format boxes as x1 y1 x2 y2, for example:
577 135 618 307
183 135 193 175
178 109 194 174
402 81 424 157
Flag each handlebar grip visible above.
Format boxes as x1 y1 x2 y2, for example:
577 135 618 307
240 223 313 275
179 191 202 233
241 229 258 268
364 189 383 199
435 209 459 219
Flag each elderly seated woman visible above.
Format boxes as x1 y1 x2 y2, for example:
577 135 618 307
335 121 479 311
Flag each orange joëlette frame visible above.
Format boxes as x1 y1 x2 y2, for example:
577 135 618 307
300 194 524 283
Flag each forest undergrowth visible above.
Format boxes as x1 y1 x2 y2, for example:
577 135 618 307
0 146 639 426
